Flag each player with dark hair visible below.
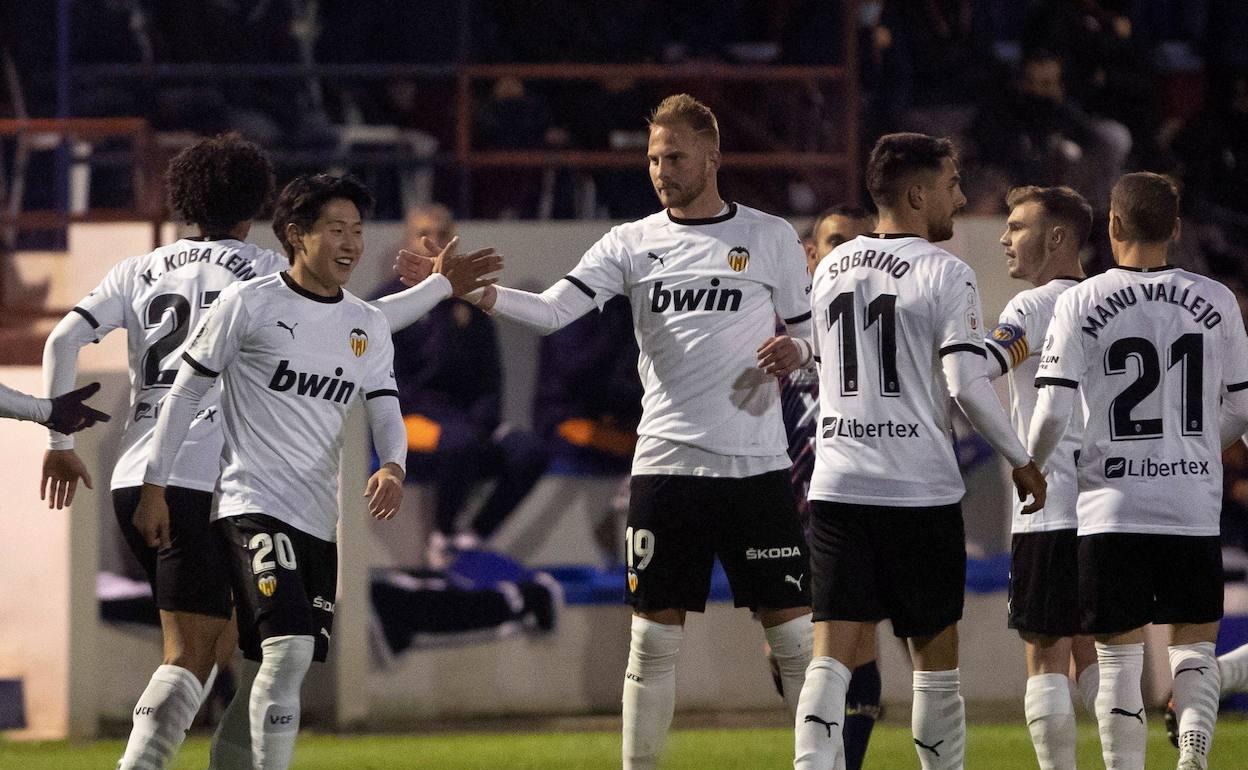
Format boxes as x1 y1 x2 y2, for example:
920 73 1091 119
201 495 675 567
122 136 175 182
1030 172 1248 770
803 205 876 276
401 93 817 770
983 185 1097 769
132 172 437 770
794 132 1045 770
40 136 497 770
783 204 881 770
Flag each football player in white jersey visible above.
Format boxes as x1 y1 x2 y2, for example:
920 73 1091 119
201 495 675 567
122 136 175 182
983 185 1096 770
778 205 883 770
402 94 818 770
133 173 414 770
0 380 106 441
1029 172 1248 770
795 133 1046 770
39 138 498 770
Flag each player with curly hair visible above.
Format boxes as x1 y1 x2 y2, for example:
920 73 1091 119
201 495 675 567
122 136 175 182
40 135 499 770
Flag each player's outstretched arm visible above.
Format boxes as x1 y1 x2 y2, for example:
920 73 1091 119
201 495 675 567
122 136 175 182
381 236 503 332
42 311 107 446
0 381 51 423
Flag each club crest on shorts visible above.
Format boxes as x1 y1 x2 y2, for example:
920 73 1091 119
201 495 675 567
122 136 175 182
627 569 638 593
257 573 277 597
349 327 368 357
727 246 750 272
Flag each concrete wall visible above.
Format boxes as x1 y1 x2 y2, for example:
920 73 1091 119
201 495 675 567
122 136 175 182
1 217 1041 738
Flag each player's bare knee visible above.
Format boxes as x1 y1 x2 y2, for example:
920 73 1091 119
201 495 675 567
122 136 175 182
634 608 685 627
909 624 959 671
756 606 810 628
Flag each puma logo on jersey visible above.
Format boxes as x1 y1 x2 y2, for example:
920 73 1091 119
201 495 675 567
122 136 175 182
646 251 665 267
276 320 298 338
1176 666 1209 677
914 738 944 756
267 359 357 403
786 574 804 591
803 715 838 737
649 279 741 313
1110 707 1144 724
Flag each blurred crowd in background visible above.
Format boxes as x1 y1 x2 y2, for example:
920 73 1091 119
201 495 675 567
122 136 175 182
3 0 1248 559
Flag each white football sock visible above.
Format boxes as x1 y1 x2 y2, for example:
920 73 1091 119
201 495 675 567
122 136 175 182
1169 642 1220 770
1075 662 1100 715
209 659 259 770
1024 673 1076 770
912 668 965 770
1217 642 1248 694
622 617 683 770
1094 642 1146 770
794 656 851 770
764 615 814 718
250 635 314 770
116 664 204 770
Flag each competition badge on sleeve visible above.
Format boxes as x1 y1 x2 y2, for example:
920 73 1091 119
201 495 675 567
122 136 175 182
727 246 750 272
349 328 368 357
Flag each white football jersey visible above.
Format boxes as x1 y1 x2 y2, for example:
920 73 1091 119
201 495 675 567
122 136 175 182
1038 266 1248 535
183 273 398 541
808 234 986 507
986 278 1083 532
73 239 287 491
565 203 811 458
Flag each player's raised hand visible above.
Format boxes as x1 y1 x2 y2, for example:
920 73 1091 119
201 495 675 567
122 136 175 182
756 335 806 378
365 462 404 520
133 483 171 549
1013 460 1047 515
394 248 434 286
43 381 111 435
41 448 93 509
434 242 503 299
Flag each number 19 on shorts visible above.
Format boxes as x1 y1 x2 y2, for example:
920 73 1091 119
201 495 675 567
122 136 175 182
625 527 655 570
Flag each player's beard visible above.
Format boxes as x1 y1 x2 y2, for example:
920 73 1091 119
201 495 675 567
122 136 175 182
656 170 709 211
929 210 955 243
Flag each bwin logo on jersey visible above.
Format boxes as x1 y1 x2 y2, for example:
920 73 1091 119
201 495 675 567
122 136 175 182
268 360 357 403
649 278 742 313
727 246 750 272
349 328 368 357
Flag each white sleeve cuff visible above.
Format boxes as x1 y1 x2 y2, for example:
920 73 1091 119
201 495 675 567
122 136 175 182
371 273 452 332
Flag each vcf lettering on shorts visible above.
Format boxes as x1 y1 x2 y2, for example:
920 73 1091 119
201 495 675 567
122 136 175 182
625 526 655 594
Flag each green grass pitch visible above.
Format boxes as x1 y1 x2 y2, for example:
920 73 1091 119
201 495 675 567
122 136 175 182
3 719 1247 769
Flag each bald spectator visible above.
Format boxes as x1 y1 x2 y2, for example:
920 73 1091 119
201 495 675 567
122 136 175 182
375 204 549 568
